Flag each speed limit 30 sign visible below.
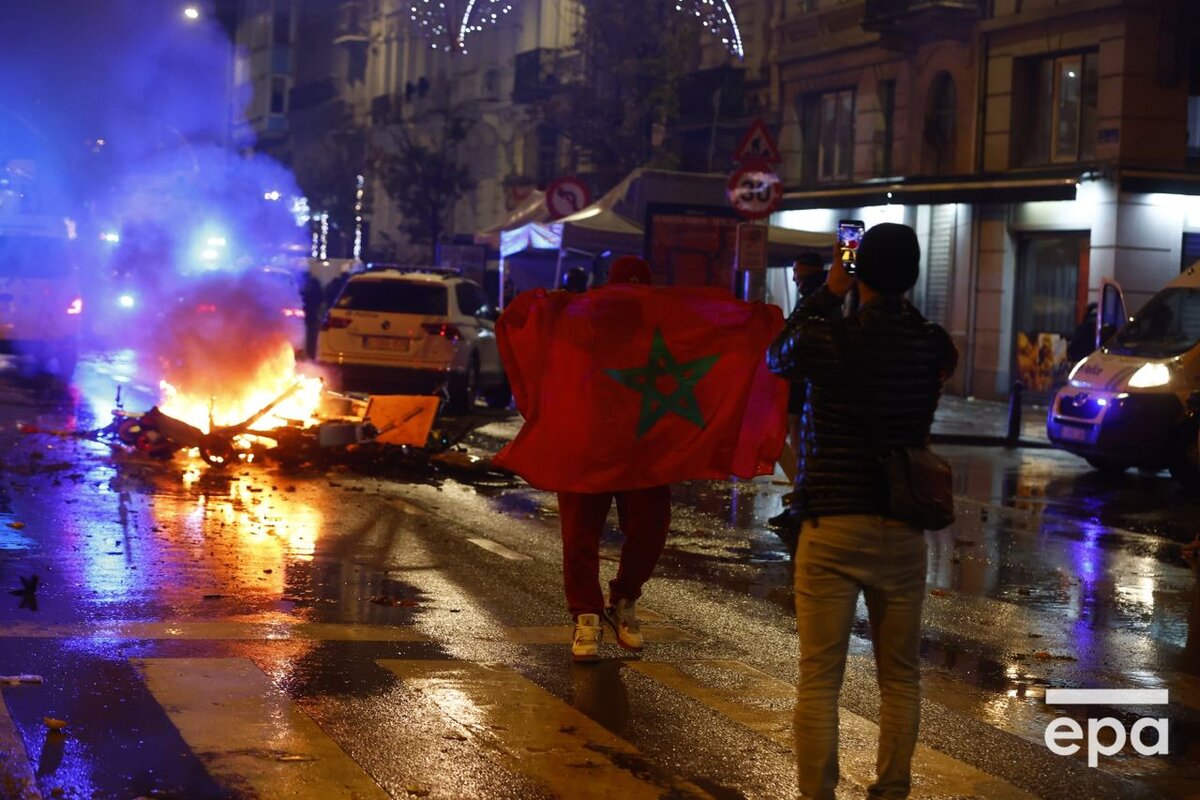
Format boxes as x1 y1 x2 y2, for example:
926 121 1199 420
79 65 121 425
727 167 782 220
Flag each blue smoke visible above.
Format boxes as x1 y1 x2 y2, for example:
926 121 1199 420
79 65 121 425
0 0 310 390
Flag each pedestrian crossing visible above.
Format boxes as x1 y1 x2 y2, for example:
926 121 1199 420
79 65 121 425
0 644 1049 800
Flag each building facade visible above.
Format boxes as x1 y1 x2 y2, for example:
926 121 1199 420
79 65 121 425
771 0 1200 400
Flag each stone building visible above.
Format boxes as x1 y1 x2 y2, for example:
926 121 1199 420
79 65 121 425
771 0 1200 399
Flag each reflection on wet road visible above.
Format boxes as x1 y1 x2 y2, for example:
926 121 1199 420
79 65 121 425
0 357 1197 799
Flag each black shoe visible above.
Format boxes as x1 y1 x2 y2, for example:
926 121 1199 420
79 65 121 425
768 509 801 529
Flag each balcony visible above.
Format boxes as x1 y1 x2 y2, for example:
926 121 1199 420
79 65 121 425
513 49 568 105
863 0 982 38
333 1 368 45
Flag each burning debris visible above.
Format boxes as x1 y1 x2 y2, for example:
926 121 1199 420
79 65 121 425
92 380 493 476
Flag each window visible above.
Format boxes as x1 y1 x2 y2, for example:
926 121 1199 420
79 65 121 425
273 8 291 44
1188 49 1200 161
800 89 855 183
1012 51 1098 166
876 80 895 176
1183 232 1200 272
269 76 288 114
455 282 491 318
482 68 502 99
922 72 956 175
536 125 558 187
336 281 448 315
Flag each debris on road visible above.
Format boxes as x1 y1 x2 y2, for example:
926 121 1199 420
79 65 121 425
0 675 44 685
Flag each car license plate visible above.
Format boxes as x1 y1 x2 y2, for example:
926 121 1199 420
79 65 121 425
363 336 410 352
1059 425 1089 442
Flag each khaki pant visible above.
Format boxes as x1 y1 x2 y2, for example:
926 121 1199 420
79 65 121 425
794 515 927 800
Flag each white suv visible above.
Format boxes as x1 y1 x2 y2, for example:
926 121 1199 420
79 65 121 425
316 268 509 412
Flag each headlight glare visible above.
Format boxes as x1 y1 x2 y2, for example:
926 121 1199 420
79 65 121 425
1128 362 1171 389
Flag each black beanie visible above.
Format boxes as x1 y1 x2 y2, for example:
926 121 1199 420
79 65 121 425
855 222 920 295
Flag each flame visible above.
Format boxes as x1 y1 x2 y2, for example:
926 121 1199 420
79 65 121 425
158 340 324 435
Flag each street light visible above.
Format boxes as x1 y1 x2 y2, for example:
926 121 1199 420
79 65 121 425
183 6 200 21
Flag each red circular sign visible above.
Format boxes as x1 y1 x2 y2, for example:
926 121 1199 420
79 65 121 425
545 177 591 219
727 167 782 220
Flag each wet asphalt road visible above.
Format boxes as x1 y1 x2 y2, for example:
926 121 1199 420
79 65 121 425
0 353 1198 799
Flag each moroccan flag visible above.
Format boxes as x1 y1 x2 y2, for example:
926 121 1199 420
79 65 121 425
494 284 788 493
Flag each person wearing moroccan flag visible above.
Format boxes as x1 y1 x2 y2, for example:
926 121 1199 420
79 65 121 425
494 254 788 661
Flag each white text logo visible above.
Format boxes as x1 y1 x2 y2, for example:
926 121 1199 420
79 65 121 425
1044 689 1169 767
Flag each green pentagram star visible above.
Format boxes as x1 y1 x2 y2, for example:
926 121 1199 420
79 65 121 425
605 329 720 438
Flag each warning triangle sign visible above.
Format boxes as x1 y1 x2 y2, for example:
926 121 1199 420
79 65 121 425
733 118 782 165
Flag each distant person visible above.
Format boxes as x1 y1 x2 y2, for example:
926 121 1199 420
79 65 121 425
301 273 324 360
767 223 958 800
1067 302 1098 363
324 272 350 309
564 266 588 293
770 251 828 532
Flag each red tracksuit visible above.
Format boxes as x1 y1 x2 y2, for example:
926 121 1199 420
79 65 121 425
557 486 671 617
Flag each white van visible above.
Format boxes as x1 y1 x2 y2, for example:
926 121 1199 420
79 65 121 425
0 216 80 378
1047 264 1200 484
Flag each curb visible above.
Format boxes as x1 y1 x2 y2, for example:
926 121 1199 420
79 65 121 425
931 433 1055 449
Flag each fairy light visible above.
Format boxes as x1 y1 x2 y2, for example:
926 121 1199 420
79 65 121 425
353 174 365 261
405 1 515 52
674 0 744 58
406 1 741 57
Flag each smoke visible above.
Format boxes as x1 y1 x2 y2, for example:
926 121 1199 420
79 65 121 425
0 0 310 391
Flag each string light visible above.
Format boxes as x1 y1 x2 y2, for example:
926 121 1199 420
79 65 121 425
404 1 741 57
405 1 515 52
674 0 743 58
353 174 365 262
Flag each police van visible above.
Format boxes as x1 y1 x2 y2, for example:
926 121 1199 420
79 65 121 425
0 215 81 378
1047 264 1200 484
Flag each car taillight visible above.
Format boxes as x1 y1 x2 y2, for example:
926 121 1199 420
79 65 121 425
322 315 352 331
66 297 83 315
195 303 218 314
422 322 461 340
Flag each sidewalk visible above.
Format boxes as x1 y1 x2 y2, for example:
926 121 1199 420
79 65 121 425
933 394 1051 447
475 394 1053 449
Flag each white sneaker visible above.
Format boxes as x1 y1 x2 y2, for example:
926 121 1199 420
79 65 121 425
572 613 603 662
603 598 643 652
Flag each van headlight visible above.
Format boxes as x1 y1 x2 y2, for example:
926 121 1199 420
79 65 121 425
1128 362 1171 388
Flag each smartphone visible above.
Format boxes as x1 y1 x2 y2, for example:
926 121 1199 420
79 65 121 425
837 219 866 276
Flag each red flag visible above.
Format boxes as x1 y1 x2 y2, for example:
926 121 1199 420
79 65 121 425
494 284 788 492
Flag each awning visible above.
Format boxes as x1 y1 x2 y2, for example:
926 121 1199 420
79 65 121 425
780 174 1080 210
474 190 549 247
499 221 562 258
767 226 836 250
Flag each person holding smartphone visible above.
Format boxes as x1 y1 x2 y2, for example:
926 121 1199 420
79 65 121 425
766 223 958 800
769 251 828 533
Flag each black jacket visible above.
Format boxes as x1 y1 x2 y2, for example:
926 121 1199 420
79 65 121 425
767 286 958 520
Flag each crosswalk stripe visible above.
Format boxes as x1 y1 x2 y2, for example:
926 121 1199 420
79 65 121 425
505 624 697 644
0 691 40 800
467 536 532 560
629 660 1038 800
0 621 430 642
378 659 715 799
134 658 388 800
0 620 701 646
